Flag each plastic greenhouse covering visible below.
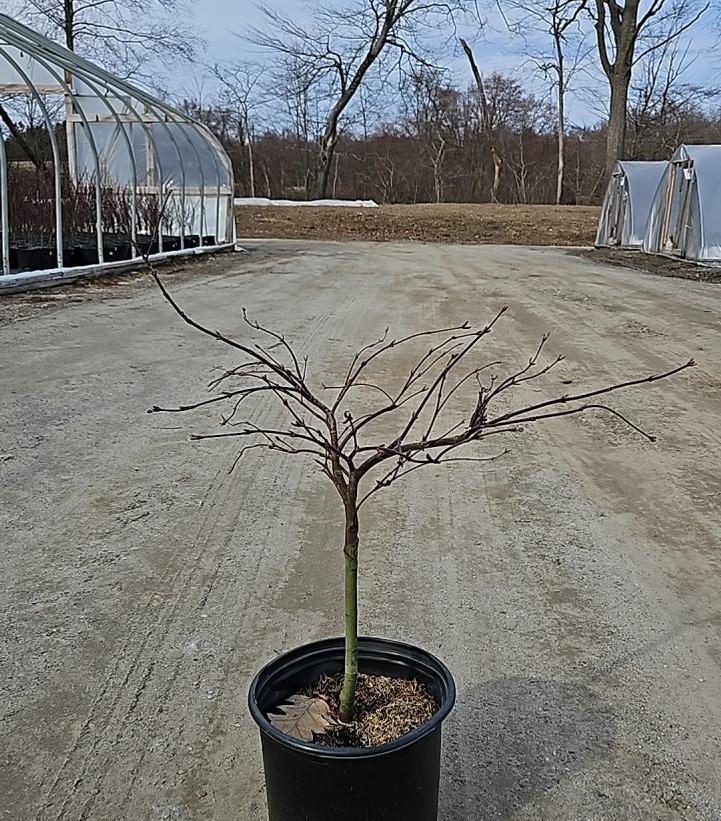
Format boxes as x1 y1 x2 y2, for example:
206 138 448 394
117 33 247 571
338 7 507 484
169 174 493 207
595 161 667 249
644 144 721 263
0 13 235 281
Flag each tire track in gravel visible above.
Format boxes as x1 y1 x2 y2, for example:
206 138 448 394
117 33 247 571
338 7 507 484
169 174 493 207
33 270 355 820
109 293 353 818
11 242 721 821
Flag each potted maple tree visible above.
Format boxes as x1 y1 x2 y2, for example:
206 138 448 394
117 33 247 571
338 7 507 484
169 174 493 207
148 269 693 821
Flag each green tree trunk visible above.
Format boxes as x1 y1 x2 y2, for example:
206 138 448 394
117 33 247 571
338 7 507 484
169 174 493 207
339 491 359 722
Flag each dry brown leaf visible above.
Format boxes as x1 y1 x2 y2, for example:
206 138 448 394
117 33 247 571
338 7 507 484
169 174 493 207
267 695 337 742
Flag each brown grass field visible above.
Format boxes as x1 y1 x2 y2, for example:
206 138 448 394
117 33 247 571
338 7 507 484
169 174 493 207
235 203 600 246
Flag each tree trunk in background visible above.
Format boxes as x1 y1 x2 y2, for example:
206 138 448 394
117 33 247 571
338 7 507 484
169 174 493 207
247 139 255 197
315 131 338 199
593 0 639 176
593 0 708 177
0 104 43 170
605 69 630 175
555 40 565 205
490 145 503 203
63 0 76 50
459 38 504 204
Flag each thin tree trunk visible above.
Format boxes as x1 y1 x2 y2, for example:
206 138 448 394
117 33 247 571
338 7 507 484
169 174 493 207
263 166 271 198
313 1 400 198
490 146 502 204
459 38 503 204
556 119 564 205
339 490 359 722
332 152 340 199
247 139 255 198
555 45 565 205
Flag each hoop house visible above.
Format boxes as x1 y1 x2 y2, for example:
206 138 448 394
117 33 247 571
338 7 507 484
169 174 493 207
0 13 234 282
643 144 721 263
595 161 666 249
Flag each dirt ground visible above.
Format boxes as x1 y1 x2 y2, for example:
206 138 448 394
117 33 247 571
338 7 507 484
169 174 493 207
579 247 721 283
2 241 721 821
235 203 600 245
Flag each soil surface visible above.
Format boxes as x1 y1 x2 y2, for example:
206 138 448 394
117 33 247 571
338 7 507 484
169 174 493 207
578 248 721 283
236 203 600 246
2 240 721 820
302 673 436 747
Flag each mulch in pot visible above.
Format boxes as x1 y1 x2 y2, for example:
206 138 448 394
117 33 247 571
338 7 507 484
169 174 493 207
308 673 437 748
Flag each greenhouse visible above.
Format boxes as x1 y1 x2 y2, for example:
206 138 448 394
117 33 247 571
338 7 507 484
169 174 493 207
595 160 667 249
0 13 234 283
643 144 721 263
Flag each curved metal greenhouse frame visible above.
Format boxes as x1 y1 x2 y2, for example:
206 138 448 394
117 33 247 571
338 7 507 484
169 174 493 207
595 160 667 250
0 13 235 282
643 144 721 263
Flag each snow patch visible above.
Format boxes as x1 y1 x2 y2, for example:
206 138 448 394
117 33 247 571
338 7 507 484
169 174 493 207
234 197 379 208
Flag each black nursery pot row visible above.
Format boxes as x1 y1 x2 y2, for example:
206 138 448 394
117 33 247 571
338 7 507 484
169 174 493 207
2 234 218 273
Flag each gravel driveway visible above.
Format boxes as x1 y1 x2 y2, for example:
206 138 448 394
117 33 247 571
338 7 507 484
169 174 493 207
2 241 720 820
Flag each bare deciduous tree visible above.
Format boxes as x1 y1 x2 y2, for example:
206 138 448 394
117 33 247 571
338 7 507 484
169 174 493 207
252 0 473 199
459 37 505 203
211 61 266 198
12 0 199 80
497 0 590 204
591 0 709 175
147 267 694 721
626 39 720 159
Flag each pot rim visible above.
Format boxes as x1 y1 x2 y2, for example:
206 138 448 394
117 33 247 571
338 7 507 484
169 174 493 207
248 635 456 760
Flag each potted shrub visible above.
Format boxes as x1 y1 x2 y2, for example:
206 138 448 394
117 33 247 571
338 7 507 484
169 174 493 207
147 270 693 820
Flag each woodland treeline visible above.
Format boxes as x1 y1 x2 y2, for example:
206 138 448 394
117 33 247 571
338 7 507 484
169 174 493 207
3 0 720 205
184 71 721 206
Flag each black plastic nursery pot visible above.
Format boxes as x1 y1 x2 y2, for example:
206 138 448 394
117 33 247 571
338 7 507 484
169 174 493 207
62 247 85 268
104 242 133 262
77 246 100 266
162 235 182 252
0 237 17 270
136 235 159 256
15 246 56 272
202 234 216 246
249 636 456 821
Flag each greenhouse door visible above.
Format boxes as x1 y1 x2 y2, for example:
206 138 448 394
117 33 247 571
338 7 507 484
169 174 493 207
607 174 625 245
662 160 693 256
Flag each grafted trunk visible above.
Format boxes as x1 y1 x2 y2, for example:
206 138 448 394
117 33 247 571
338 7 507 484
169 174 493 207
339 490 360 722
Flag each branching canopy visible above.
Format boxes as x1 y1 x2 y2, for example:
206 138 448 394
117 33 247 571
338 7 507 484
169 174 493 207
148 269 695 509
